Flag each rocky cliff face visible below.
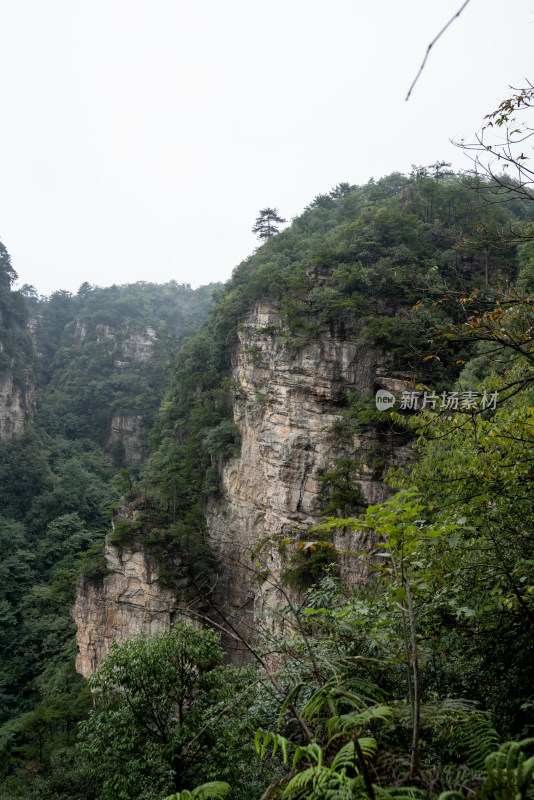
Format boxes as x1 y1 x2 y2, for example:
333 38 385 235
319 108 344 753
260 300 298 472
74 300 412 673
113 325 158 367
72 319 159 464
0 371 32 439
105 325 159 463
0 314 34 440
74 528 188 679
205 302 411 651
106 324 159 464
88 321 158 367
108 413 146 464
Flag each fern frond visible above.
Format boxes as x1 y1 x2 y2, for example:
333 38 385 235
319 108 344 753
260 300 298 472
255 729 291 765
331 676 386 707
356 736 378 761
328 705 394 736
164 782 231 800
455 715 501 770
281 765 317 799
282 764 358 800
392 697 479 728
330 740 355 772
327 736 376 768
517 751 534 796
376 788 426 800
297 675 386 730
300 684 333 722
192 783 232 800
482 738 534 800
277 682 305 727
292 741 324 769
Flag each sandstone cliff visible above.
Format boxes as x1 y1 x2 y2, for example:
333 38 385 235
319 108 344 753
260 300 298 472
71 318 160 464
205 302 411 652
74 300 412 673
0 314 34 439
74 534 188 678
0 372 33 439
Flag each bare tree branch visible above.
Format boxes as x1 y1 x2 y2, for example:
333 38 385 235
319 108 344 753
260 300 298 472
453 83 534 202
406 0 472 102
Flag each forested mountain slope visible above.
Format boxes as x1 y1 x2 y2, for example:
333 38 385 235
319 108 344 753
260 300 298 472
0 268 218 791
28 280 219 464
2 166 534 800
69 168 534 800
74 168 533 665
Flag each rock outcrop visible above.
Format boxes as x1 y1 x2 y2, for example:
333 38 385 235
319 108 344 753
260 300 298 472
108 413 146 464
0 371 32 439
73 532 188 679
0 315 34 440
113 325 158 367
72 319 160 464
74 301 412 673
205 302 411 649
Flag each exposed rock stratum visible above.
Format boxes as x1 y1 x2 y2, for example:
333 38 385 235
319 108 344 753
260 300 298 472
73 301 412 676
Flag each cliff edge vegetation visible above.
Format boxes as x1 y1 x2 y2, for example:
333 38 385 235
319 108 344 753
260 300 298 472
1 159 534 799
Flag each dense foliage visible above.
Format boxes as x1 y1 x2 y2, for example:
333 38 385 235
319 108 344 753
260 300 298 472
77 622 265 800
29 280 220 458
2 159 534 799
141 165 532 591
126 169 534 799
0 268 217 794
247 289 534 798
0 245 32 387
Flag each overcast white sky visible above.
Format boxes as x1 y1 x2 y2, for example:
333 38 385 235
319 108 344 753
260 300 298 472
0 0 533 297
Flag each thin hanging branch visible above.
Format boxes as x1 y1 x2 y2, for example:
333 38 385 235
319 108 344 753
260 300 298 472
390 553 414 710
406 0 472 101
404 570 420 778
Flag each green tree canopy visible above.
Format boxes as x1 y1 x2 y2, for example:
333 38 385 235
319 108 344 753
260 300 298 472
78 622 257 799
252 208 286 240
